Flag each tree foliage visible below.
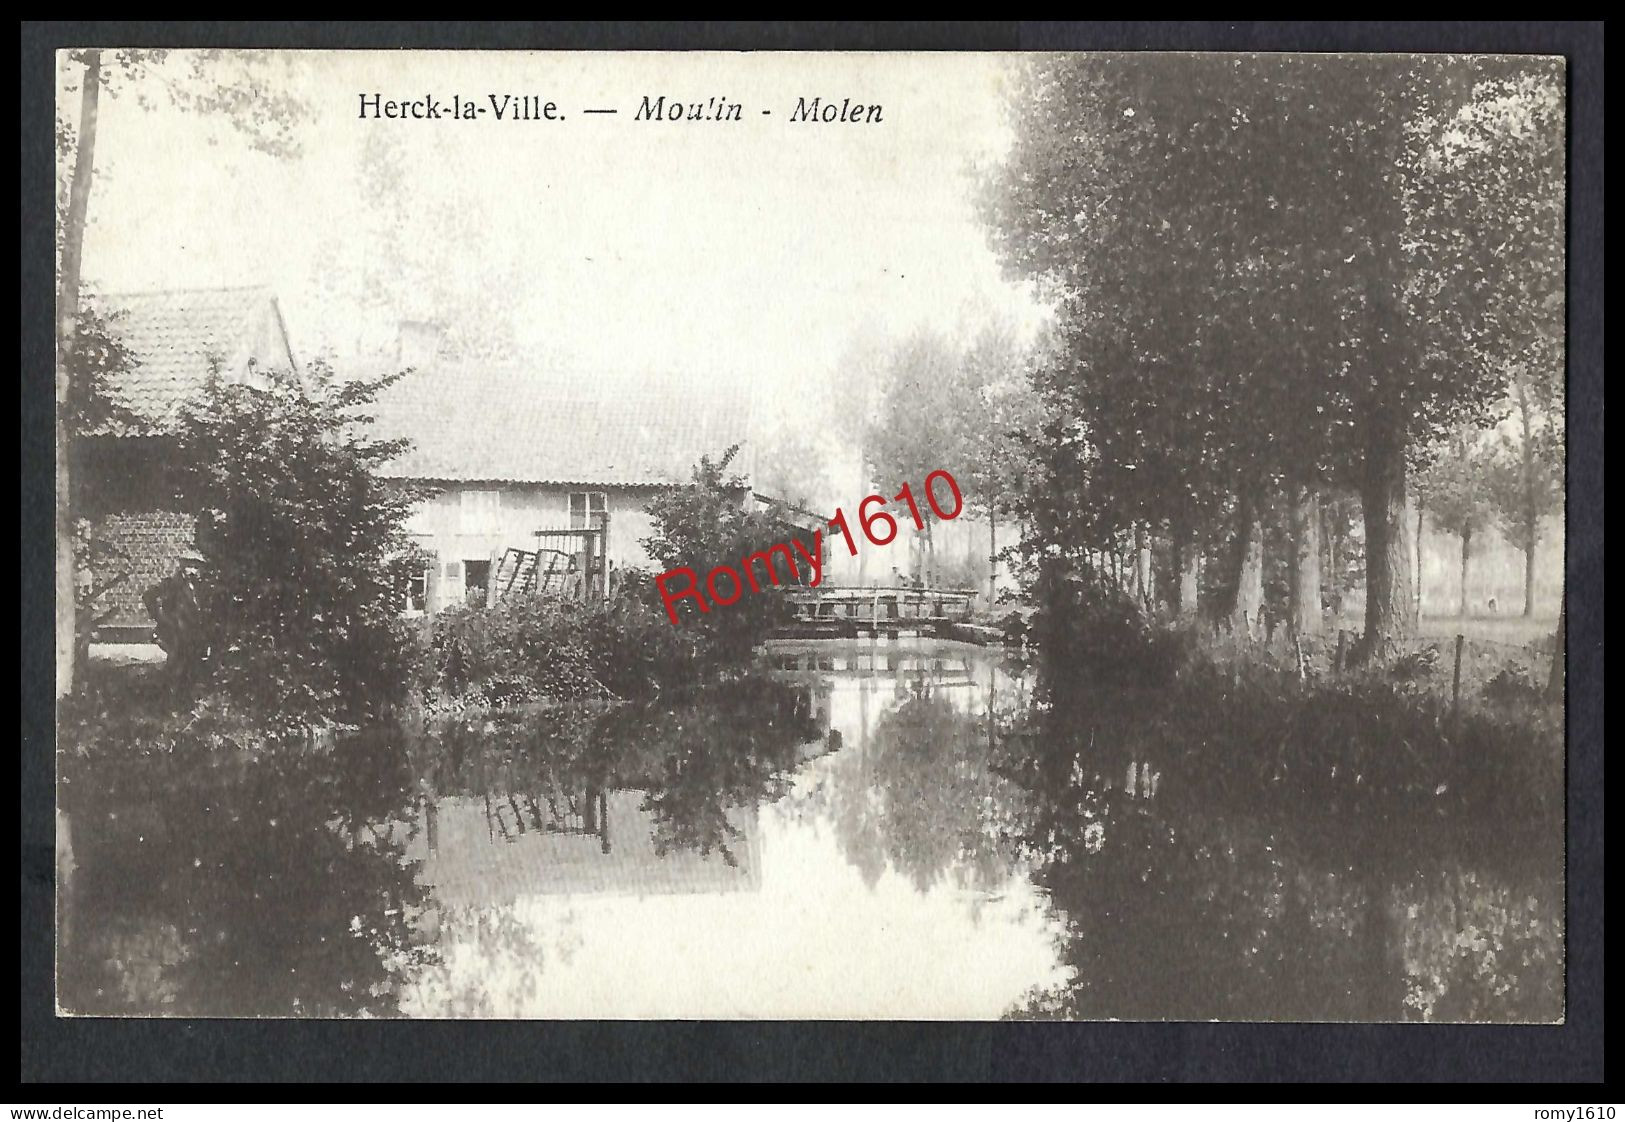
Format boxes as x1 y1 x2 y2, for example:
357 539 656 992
864 323 1046 584
1418 427 1498 617
307 129 524 360
752 415 834 512
62 308 142 442
979 54 1564 642
57 48 309 164
1486 368 1565 609
1419 429 1496 545
641 445 803 663
866 329 980 496
172 364 429 724
958 323 1049 525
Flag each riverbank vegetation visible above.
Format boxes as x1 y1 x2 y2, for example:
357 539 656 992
416 577 695 710
61 366 434 755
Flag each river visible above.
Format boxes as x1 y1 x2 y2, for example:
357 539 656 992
56 639 1563 1020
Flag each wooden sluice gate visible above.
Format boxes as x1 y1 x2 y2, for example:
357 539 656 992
776 585 982 641
488 524 610 606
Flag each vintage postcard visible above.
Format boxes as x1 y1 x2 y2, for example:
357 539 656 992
53 48 1566 1021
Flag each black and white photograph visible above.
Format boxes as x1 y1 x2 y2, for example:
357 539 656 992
40 39 1583 1036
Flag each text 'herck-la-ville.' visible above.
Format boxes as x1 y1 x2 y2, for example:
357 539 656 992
356 93 884 124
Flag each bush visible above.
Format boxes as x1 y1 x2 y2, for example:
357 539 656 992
1025 561 1191 686
640 446 801 664
1390 644 1442 681
417 580 703 710
1016 644 1564 846
1481 664 1546 707
171 364 430 725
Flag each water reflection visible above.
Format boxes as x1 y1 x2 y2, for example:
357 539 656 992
58 729 432 1017
997 673 1564 1023
58 641 1562 1020
773 643 1031 895
395 650 1063 1018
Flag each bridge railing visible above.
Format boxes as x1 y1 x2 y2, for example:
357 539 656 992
783 585 978 624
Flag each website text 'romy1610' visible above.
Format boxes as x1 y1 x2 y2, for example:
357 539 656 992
654 469 965 625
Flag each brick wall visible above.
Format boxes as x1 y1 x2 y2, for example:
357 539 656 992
91 510 196 633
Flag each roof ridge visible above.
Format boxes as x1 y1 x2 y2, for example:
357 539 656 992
87 284 274 299
382 367 744 401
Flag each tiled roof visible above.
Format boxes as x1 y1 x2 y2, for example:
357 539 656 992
85 286 294 434
367 363 756 487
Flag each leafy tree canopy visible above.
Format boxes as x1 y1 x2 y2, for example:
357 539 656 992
173 364 429 725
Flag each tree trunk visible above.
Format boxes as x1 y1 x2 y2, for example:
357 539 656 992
1523 536 1537 618
1318 501 1334 593
1516 372 1538 617
987 511 997 609
1359 419 1417 654
1547 594 1565 700
1320 499 1339 618
1414 495 1426 620
56 51 102 700
1225 495 1264 636
1237 525 1263 637
1458 527 1472 620
1287 485 1323 636
1133 522 1152 608
1176 536 1200 617
856 450 869 586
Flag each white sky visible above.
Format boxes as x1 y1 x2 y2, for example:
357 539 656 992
67 50 1050 422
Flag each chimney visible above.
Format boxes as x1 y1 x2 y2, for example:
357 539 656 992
395 320 445 367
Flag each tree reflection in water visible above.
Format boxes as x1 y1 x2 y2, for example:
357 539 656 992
58 727 433 1017
998 674 1564 1022
780 649 1032 897
59 677 827 1017
398 677 828 1016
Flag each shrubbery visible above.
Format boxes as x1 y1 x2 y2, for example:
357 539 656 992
1010 624 1563 849
1024 560 1193 687
167 364 429 726
640 445 802 663
416 576 704 710
1010 552 1564 851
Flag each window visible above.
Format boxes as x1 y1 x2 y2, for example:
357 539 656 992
464 559 491 605
460 490 501 534
569 491 608 530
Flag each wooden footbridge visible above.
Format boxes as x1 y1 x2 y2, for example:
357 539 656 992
776 585 991 642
